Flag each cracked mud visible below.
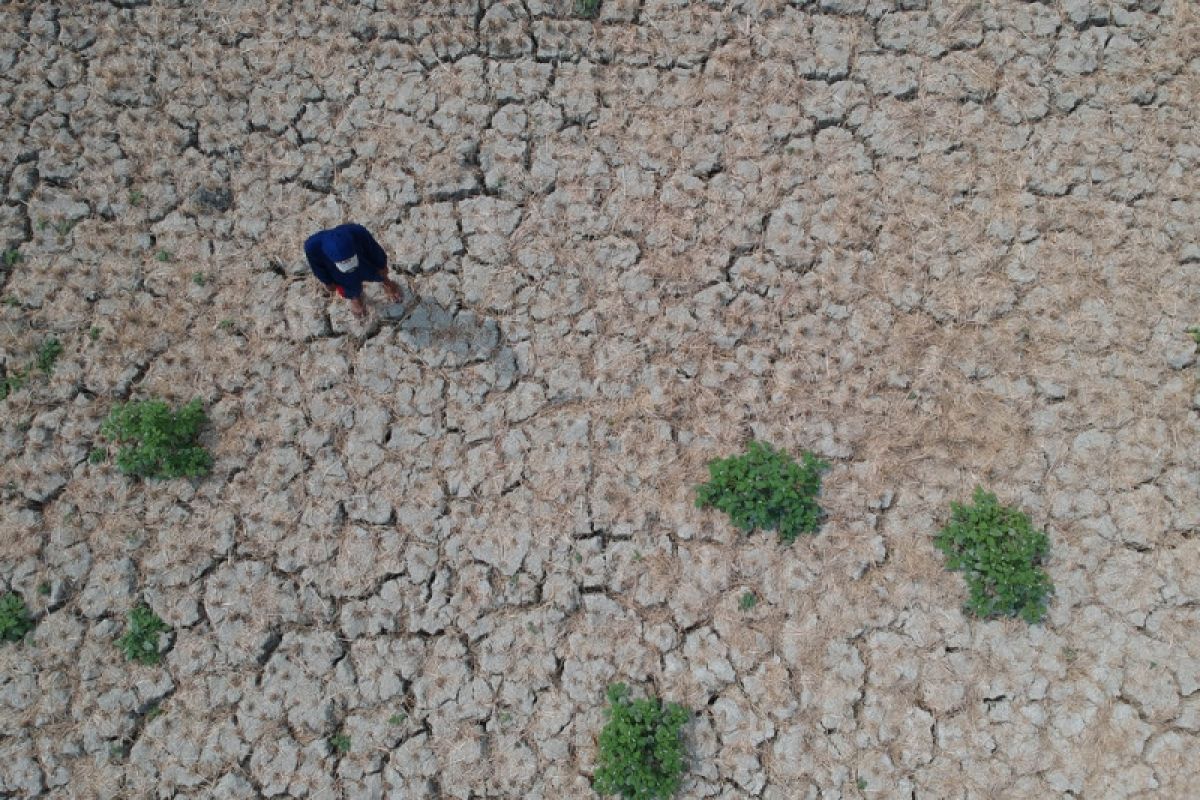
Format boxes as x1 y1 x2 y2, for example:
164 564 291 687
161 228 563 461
1 1 1199 798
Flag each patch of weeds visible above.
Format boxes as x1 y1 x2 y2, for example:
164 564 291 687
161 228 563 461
37 581 51 596
388 713 407 726
593 683 689 800
191 271 206 286
54 219 75 236
100 398 212 479
155 249 173 263
36 337 62 374
109 741 130 760
117 604 171 665
857 777 868 791
0 368 27 400
218 319 236 332
1062 646 1078 664
1187 326 1200 346
145 703 164 721
738 591 758 611
695 441 829 544
129 189 144 207
934 487 1053 624
37 218 49 231
0 592 34 642
498 710 513 725
89 446 108 465
575 0 601 18
329 732 351 755
3 295 20 307
2 249 21 268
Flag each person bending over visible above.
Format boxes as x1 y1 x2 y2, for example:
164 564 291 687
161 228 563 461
304 223 403 318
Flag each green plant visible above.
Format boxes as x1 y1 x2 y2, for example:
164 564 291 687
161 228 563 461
593 683 689 800
576 0 601 18
145 703 164 721
89 326 101 341
933 487 1053 624
329 733 351 754
37 581 51 596
3 249 20 268
36 337 62 374
218 319 235 332
55 219 74 236
388 713 406 726
857 777 868 791
89 446 108 464
0 592 34 642
0 367 27 400
117 604 171 665
155 249 172 262
739 591 758 611
191 271 205 286
1188 326 1200 346
695 441 829 543
3 295 19 307
100 398 212 479
129 189 144 206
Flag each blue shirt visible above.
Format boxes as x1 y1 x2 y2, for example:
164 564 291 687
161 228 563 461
304 224 388 299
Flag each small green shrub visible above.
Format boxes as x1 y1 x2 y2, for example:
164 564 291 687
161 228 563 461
739 591 758 611
89 446 108 464
329 733 351 754
117 604 171 665
100 398 212 479
36 337 62 374
89 326 101 341
593 683 689 800
0 592 34 642
191 271 205 286
0 368 27 400
1188 326 1200 346
37 581 51 596
696 441 828 543
129 189 144 207
2 249 21 268
934 487 1053 624
156 249 173 263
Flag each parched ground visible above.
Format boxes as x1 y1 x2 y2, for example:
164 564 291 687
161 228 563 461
1 0 1199 797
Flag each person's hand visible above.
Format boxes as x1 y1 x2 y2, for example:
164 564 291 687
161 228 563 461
350 297 368 319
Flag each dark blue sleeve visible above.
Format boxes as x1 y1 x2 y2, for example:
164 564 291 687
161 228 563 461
349 224 388 273
305 235 337 286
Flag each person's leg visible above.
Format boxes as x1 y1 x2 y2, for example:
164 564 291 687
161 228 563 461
348 296 368 318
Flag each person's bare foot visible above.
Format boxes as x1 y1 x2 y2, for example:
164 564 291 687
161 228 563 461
382 278 403 303
350 298 368 318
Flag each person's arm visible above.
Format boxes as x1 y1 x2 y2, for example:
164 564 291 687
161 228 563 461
351 224 389 275
304 238 339 291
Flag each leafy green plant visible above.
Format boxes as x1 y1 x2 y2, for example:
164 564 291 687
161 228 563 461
0 368 27 400
739 591 758 611
0 592 34 642
89 326 101 341
117 604 171 665
576 0 601 18
593 683 689 800
933 487 1053 624
388 713 407 726
217 319 236 332
191 271 205 286
37 581 51 596
36 337 62 374
155 249 173 263
55 219 74 236
3 249 21 268
329 733 351 754
89 446 108 464
695 441 829 543
129 189 144 207
1188 326 1200 346
100 398 212 479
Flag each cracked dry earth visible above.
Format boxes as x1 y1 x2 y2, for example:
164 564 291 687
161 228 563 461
1 0 1199 798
